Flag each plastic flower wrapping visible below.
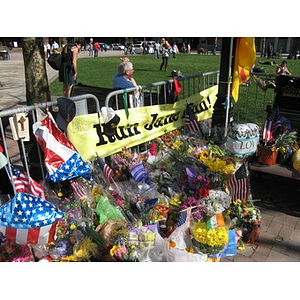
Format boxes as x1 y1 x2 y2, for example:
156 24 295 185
0 122 263 262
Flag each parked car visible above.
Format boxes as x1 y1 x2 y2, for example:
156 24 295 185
133 42 154 54
111 43 125 50
133 43 143 54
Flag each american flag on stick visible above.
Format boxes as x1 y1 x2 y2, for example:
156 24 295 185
228 163 249 201
185 103 203 134
70 180 87 199
5 165 45 199
262 108 282 142
95 155 114 184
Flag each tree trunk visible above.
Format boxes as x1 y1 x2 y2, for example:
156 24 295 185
22 37 51 105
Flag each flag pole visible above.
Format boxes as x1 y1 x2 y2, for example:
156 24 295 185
212 37 236 137
224 37 235 137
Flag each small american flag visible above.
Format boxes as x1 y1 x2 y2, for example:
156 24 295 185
263 120 273 141
185 103 203 134
175 210 187 227
6 165 45 199
263 108 282 142
95 156 114 184
228 163 249 201
70 180 87 199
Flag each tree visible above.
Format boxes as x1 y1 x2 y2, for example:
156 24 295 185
22 37 51 105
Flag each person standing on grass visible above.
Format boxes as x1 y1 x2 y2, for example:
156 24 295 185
160 38 171 72
94 41 100 57
172 42 178 60
59 39 82 98
267 42 273 59
154 41 160 59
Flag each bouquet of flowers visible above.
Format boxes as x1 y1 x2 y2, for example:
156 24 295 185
228 199 261 245
190 213 229 256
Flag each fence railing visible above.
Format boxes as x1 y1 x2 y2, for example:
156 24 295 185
232 72 278 126
104 71 220 109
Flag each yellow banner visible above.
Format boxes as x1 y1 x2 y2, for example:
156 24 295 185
68 85 218 160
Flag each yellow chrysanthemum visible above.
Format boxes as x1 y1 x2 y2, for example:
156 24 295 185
190 222 228 247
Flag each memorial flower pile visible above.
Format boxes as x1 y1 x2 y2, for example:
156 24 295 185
0 123 262 261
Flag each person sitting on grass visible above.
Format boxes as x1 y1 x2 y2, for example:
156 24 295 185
276 60 292 76
113 57 137 89
258 60 278 66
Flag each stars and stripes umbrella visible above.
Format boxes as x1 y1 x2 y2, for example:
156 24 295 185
0 192 64 244
32 109 91 182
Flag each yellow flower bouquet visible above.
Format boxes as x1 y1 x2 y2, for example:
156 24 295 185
190 214 229 256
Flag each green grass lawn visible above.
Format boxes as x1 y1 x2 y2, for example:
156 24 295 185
50 53 300 97
50 53 221 96
50 53 300 125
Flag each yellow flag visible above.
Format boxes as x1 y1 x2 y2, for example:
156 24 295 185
231 37 256 102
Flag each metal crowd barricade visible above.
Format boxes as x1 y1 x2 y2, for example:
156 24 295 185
233 72 278 126
0 94 100 195
105 71 220 109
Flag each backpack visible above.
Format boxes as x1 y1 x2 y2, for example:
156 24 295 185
47 44 73 71
61 44 74 68
47 53 61 71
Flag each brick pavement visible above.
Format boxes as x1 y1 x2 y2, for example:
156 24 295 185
1 47 300 262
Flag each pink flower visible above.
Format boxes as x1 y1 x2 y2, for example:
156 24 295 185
113 245 127 259
116 198 124 206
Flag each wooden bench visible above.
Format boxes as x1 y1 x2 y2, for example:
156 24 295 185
0 46 10 60
250 161 300 181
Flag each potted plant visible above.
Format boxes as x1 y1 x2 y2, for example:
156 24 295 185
257 130 298 165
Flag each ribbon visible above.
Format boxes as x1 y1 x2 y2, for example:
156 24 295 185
123 89 129 120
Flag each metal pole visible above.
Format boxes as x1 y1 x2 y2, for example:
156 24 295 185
224 37 234 137
212 37 236 135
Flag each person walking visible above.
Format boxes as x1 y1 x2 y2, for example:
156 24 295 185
267 43 273 59
94 41 100 57
172 42 178 59
59 39 82 98
154 41 160 59
159 38 171 72
51 40 59 53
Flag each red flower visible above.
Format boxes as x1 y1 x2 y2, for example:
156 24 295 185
198 187 210 198
149 142 158 156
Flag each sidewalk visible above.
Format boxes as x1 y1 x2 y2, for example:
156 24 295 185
1 48 300 262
